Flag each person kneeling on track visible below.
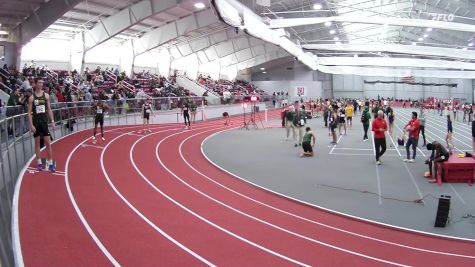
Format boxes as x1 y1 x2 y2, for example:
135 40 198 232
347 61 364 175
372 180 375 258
223 112 230 125
300 127 316 157
425 141 450 183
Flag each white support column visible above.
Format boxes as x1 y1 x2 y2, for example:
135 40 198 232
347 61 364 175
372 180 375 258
70 31 86 73
119 40 135 77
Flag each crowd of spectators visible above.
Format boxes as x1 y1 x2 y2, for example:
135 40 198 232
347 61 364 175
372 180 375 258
196 74 265 97
0 63 195 116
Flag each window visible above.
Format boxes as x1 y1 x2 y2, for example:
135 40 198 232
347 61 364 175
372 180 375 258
0 45 4 60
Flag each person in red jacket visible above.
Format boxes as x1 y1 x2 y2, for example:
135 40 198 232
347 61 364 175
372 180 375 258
372 110 387 165
404 112 420 163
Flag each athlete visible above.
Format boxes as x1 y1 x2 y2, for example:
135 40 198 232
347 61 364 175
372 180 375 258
182 101 191 130
190 101 198 123
300 127 316 157
28 77 55 171
92 99 108 143
223 111 230 125
345 103 354 129
142 99 154 133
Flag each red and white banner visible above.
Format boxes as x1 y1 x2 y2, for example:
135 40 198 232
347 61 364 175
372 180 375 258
295 86 306 96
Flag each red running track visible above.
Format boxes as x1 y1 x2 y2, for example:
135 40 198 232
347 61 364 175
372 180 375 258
14 113 475 266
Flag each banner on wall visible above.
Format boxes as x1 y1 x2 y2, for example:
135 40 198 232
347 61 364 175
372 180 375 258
364 80 457 87
295 86 306 96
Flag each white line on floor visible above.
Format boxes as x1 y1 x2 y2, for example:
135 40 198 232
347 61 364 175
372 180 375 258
328 134 344 155
333 148 397 151
371 130 383 205
448 184 466 205
331 152 399 157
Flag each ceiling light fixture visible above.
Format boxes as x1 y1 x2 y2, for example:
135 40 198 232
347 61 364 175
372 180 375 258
324 21 332 27
262 71 267 74
260 67 265 70
423 34 429 38
313 3 322 10
194 2 205 9
418 37 423 41
333 36 340 41
412 42 417 45
469 43 474 47
335 41 342 44
329 29 336 34
462 47 468 51
426 28 433 32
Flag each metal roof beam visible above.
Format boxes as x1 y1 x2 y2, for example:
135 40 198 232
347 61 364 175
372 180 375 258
270 15 475 33
82 0 179 52
302 43 475 60
132 8 221 56
16 0 83 44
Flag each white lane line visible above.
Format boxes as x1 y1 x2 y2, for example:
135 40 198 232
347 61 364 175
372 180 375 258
396 111 468 205
391 114 426 204
187 130 475 259
202 130 475 248
392 114 427 158
100 127 216 266
141 127 312 266
329 134 344 154
448 184 467 205
333 148 397 151
81 144 105 149
154 127 407 266
370 129 383 205
422 110 473 140
398 110 470 147
397 111 468 153
12 124 175 267
331 152 399 157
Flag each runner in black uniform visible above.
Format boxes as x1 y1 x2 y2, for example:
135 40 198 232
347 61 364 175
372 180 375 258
28 77 55 171
182 102 191 129
92 99 108 143
142 99 154 133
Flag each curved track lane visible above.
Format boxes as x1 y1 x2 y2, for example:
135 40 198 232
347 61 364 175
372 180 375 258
16 113 475 266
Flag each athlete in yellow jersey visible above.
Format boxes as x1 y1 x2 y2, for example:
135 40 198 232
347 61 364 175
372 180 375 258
345 103 354 129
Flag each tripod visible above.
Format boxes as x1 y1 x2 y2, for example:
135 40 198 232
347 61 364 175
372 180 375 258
239 101 264 130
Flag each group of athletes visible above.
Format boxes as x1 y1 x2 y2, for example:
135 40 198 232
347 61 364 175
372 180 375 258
27 77 202 172
282 98 474 182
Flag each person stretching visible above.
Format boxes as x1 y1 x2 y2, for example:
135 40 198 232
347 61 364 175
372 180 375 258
300 127 316 157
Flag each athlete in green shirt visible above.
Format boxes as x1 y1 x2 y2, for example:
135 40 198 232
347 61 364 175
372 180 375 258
190 102 198 123
300 127 316 157
27 77 55 171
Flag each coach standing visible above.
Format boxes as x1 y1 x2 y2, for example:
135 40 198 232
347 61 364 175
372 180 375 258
372 110 387 165
404 112 420 163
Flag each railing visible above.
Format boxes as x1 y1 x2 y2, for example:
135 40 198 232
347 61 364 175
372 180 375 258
118 80 135 93
0 81 13 95
45 70 58 81
2 95 244 267
105 70 117 83
0 97 272 267
0 68 9 80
